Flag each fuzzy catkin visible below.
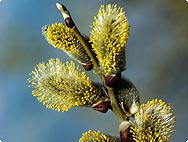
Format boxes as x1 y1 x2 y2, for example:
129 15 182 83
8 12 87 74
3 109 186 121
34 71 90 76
90 4 129 76
42 23 91 64
28 58 105 112
131 99 176 142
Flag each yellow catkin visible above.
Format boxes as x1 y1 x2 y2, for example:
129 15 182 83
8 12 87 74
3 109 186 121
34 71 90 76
79 130 120 142
42 23 91 64
28 58 105 112
131 99 176 142
90 4 129 76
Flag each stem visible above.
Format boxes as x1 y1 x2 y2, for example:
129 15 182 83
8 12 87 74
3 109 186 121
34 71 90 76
73 30 100 74
107 87 127 122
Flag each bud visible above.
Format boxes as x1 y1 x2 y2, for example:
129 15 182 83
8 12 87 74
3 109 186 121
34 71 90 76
104 72 121 87
81 61 94 71
114 78 140 117
91 98 111 113
56 3 75 29
119 121 134 142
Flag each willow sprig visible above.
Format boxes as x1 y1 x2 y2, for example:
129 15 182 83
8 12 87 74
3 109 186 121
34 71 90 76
28 3 176 142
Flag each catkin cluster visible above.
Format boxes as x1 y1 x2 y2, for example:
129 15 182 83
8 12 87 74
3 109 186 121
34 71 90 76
28 3 176 142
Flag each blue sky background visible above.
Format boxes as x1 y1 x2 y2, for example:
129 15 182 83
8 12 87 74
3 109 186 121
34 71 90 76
0 0 188 141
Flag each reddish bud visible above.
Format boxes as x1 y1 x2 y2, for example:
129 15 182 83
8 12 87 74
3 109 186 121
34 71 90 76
92 99 111 113
65 17 75 29
82 61 93 71
105 73 121 87
120 128 135 142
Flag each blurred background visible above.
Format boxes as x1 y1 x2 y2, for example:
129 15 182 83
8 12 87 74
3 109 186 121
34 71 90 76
0 0 187 141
